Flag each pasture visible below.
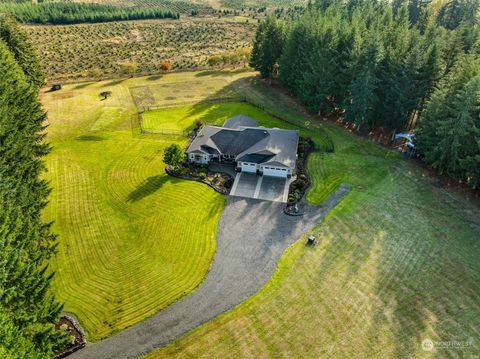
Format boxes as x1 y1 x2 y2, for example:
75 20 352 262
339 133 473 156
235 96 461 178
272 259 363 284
41 71 256 340
141 78 480 357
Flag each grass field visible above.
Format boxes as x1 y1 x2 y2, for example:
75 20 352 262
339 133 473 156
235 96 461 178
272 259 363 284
25 18 255 82
42 70 480 355
41 71 258 340
140 78 480 356
141 101 270 131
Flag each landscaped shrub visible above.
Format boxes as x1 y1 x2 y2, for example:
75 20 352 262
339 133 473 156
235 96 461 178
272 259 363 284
287 135 316 204
163 143 185 170
224 178 233 189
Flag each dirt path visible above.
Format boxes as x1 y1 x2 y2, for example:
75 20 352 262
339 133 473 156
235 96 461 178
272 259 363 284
72 185 351 359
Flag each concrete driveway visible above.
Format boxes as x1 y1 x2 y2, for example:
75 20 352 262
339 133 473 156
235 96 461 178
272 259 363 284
71 185 351 359
230 173 290 203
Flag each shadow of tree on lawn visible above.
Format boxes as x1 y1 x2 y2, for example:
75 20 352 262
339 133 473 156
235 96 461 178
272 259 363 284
101 79 125 88
146 75 162 81
195 68 251 77
127 175 170 202
73 82 92 90
76 135 104 141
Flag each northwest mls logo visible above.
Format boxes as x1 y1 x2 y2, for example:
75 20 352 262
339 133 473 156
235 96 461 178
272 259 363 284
422 339 434 351
422 338 473 351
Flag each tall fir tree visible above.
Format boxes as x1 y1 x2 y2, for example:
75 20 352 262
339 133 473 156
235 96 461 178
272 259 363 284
0 21 68 357
417 54 480 186
437 0 480 30
0 14 44 88
344 30 384 130
250 14 284 82
251 0 479 183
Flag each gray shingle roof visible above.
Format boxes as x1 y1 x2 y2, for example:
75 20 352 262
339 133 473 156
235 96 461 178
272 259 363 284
186 115 299 168
236 127 299 168
211 128 269 155
223 114 258 129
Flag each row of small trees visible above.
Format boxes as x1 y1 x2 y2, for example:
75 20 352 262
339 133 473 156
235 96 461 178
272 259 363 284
250 0 479 187
114 48 251 76
207 47 251 68
0 2 180 24
0 15 70 356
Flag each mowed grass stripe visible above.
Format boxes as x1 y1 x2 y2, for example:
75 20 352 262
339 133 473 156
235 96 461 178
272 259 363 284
146 106 480 358
48 136 224 339
42 75 242 340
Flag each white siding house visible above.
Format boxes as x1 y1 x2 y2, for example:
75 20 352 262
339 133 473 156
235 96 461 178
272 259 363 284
186 115 299 179
188 152 210 164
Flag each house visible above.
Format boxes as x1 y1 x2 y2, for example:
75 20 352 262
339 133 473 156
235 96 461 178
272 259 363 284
186 115 299 178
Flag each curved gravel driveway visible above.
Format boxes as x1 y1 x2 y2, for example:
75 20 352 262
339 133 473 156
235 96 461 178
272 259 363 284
72 185 351 359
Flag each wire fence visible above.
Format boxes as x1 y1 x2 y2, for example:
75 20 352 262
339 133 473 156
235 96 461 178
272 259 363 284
137 96 242 113
136 93 335 152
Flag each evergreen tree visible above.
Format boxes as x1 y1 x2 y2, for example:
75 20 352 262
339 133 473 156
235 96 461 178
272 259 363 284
0 311 38 358
429 76 480 180
279 19 309 94
344 31 384 130
0 14 44 87
437 0 480 30
251 0 479 183
163 144 185 169
0 2 179 25
250 15 284 82
407 0 432 27
417 54 480 186
0 23 68 356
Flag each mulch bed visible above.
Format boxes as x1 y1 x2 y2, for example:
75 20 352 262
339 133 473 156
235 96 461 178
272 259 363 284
286 136 315 206
54 315 86 359
166 165 233 195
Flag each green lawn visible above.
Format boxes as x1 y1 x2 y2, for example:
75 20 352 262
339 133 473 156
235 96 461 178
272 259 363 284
145 86 480 357
41 72 256 340
141 101 297 132
42 70 480 356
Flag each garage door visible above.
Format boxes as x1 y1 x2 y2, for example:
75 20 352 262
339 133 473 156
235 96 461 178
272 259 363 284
262 166 288 178
241 162 257 173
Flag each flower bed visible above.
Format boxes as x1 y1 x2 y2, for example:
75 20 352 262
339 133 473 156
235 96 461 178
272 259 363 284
165 163 234 195
54 314 86 359
287 136 315 205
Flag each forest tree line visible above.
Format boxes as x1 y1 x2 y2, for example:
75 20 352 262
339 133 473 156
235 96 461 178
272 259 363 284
0 14 69 357
250 0 480 188
0 2 180 25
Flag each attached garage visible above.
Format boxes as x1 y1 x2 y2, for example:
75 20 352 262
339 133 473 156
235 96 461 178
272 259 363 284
261 165 289 178
240 162 257 173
